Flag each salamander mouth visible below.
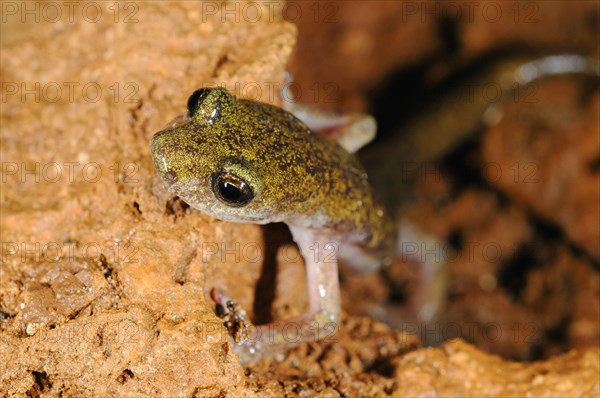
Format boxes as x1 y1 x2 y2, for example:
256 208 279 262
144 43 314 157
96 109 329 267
215 213 269 224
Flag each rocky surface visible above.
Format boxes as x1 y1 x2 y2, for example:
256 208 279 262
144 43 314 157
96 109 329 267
1 1 598 397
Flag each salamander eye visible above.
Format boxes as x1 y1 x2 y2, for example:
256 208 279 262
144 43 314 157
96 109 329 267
211 172 254 207
187 88 212 117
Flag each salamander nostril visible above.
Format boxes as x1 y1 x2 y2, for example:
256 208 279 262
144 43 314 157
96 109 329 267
164 170 178 185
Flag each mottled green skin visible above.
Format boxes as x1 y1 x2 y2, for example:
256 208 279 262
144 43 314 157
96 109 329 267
151 87 395 267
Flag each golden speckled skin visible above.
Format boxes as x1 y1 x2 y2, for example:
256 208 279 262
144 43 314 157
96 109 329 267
151 87 395 267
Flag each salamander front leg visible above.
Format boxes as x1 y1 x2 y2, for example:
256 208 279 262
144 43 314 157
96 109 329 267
212 227 341 365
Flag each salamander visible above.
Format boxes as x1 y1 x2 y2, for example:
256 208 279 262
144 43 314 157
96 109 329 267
150 54 598 364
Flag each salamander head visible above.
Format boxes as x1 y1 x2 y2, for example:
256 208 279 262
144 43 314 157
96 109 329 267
150 87 338 224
